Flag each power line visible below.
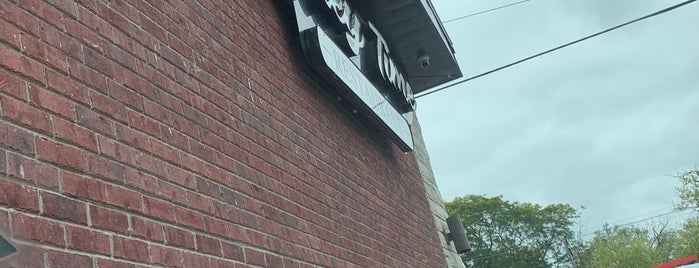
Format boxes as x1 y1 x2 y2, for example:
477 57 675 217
442 0 533 24
416 0 698 99
579 207 698 238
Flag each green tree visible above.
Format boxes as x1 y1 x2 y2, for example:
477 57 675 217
444 195 578 268
676 168 699 210
582 224 678 268
677 215 699 257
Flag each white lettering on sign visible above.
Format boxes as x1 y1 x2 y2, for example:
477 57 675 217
323 0 415 110
314 28 414 151
323 0 365 56
370 23 415 108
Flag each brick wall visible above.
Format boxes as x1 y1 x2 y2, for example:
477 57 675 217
0 0 447 267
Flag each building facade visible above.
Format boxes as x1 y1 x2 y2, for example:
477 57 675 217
0 0 463 267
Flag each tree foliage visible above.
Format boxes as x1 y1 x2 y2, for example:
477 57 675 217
582 224 678 268
444 195 578 268
676 168 699 210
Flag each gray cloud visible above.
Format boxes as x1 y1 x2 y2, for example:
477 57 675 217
420 0 699 232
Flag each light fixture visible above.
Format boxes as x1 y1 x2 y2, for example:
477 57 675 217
443 215 471 253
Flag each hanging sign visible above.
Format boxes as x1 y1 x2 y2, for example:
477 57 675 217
294 0 415 152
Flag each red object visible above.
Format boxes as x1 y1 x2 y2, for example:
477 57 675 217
653 255 698 268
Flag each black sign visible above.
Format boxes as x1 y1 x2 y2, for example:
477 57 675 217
294 0 415 151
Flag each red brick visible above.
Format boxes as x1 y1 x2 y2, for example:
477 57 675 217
244 248 266 266
112 235 150 263
128 111 161 137
175 206 204 230
151 140 181 166
156 180 188 206
163 225 195 250
209 258 237 268
0 179 39 213
0 243 45 267
0 68 26 99
221 241 245 261
266 253 284 268
65 225 111 255
46 249 92 267
97 258 150 268
0 121 36 156
64 19 102 53
90 205 129 234
36 138 84 170
115 124 151 151
75 5 111 38
182 251 210 268
76 105 116 137
165 165 196 189
12 213 64 246
107 79 143 111
130 216 164 243
142 196 174 222
0 95 52 134
195 234 221 256
0 150 5 175
17 0 68 28
41 191 87 225
27 84 74 120
6 153 60 189
150 244 183 267
90 90 129 123
0 45 46 85
54 116 98 151
283 259 301 268
85 154 126 183
123 167 159 194
46 69 90 105
105 185 142 212
61 172 107 202
20 33 69 73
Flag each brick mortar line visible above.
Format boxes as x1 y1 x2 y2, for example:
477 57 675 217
0 207 351 268
4 1 437 265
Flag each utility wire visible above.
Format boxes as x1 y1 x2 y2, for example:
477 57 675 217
442 0 532 24
416 0 698 99
579 206 698 238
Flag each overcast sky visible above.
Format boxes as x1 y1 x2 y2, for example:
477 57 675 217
419 0 699 235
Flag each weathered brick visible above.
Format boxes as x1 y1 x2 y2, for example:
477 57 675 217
163 225 195 250
221 240 245 261
195 234 221 256
90 205 129 234
76 105 116 137
0 95 52 134
85 154 126 183
90 90 129 123
20 33 69 73
0 180 39 212
36 137 84 170
53 116 98 152
97 258 150 268
141 196 175 222
245 248 266 267
46 69 90 105
0 68 26 99
12 213 64 246
0 243 46 267
182 251 210 268
150 244 183 267
0 45 46 85
104 185 142 212
46 249 92 267
112 235 150 263
0 122 36 156
65 225 111 255
61 172 107 202
41 191 88 225
130 216 164 243
174 206 204 230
